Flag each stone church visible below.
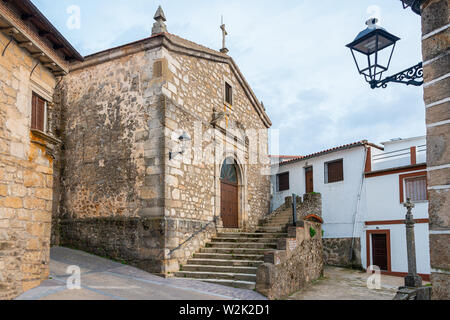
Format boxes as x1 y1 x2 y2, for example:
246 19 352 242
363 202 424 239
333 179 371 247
0 1 273 298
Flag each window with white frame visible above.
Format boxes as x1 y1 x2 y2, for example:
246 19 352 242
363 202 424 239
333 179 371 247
404 175 427 202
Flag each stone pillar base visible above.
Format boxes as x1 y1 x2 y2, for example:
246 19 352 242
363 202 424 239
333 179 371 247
394 286 432 300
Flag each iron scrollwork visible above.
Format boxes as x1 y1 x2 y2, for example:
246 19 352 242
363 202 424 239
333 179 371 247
370 62 423 89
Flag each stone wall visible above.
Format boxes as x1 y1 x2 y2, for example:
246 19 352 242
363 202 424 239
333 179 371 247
0 29 59 298
421 0 450 300
55 34 271 274
159 46 271 266
323 238 362 268
55 46 169 273
256 221 324 299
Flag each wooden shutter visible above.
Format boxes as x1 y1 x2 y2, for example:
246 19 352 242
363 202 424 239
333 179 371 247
31 94 37 130
31 93 45 131
327 160 343 183
278 172 289 191
405 176 427 202
225 82 232 105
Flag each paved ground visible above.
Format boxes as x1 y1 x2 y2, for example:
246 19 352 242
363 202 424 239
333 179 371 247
288 266 423 300
16 247 266 300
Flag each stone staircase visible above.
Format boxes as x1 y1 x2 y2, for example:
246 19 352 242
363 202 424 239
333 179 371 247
173 211 294 290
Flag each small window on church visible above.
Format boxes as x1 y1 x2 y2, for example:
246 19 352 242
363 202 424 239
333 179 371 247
31 93 47 132
225 82 233 105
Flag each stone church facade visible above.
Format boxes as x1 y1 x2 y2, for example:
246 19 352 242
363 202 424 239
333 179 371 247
1 2 271 298
55 9 272 274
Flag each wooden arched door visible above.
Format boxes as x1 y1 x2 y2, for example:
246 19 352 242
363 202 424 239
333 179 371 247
220 159 239 228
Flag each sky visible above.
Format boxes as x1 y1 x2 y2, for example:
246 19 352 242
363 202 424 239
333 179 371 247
33 0 426 156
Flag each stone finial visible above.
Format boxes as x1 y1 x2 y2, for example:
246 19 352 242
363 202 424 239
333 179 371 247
152 6 167 35
366 18 379 29
220 16 229 54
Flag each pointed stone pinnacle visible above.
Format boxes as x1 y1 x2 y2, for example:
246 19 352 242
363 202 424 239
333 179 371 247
154 5 166 22
152 6 168 35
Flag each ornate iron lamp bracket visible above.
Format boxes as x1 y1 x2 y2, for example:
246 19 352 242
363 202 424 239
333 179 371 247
369 62 423 89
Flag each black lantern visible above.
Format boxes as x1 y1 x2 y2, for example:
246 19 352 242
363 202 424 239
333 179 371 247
169 132 191 160
347 18 400 88
401 0 422 15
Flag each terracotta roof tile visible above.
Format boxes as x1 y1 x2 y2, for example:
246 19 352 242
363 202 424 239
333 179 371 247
279 140 383 166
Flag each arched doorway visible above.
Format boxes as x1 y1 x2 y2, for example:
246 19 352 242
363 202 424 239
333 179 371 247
220 158 239 228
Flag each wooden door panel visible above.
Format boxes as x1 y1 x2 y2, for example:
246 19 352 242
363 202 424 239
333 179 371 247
221 182 238 228
372 234 388 271
305 167 314 193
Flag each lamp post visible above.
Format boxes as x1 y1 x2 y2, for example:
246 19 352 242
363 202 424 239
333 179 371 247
346 18 423 89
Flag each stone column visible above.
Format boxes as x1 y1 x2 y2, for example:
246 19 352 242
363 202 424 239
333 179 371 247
421 0 450 300
404 199 422 287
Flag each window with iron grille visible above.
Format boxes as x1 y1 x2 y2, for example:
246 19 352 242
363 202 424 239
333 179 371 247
31 93 46 132
405 176 427 202
277 172 290 192
225 82 233 105
325 159 344 183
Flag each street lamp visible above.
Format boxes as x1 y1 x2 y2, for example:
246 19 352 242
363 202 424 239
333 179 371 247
400 0 422 15
169 132 191 160
346 18 423 89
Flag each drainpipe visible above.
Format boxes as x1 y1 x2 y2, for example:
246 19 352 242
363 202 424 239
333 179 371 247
349 146 368 265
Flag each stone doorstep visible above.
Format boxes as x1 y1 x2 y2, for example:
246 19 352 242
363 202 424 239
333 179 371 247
181 264 258 274
187 258 263 267
193 253 265 261
200 248 276 255
206 242 277 249
211 237 278 243
217 228 242 233
217 232 287 238
174 271 256 282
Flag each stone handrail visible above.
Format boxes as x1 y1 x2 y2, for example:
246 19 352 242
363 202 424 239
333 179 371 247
256 220 324 299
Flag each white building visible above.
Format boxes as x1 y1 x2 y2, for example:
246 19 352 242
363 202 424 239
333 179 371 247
271 137 430 280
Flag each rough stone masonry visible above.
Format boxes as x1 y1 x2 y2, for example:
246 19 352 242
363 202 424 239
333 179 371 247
54 8 272 275
421 0 450 300
0 0 83 299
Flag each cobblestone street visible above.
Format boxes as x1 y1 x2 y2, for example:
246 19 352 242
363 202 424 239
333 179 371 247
16 247 266 300
288 266 427 300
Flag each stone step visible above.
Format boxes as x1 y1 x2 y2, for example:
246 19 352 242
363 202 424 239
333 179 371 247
179 278 256 290
174 271 256 282
206 242 277 249
267 217 292 222
211 237 277 243
257 227 286 233
193 253 265 261
217 232 287 239
200 247 275 255
259 221 291 226
264 223 291 228
187 258 263 267
181 264 258 274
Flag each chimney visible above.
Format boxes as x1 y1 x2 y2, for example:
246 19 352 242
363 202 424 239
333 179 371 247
152 6 167 35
